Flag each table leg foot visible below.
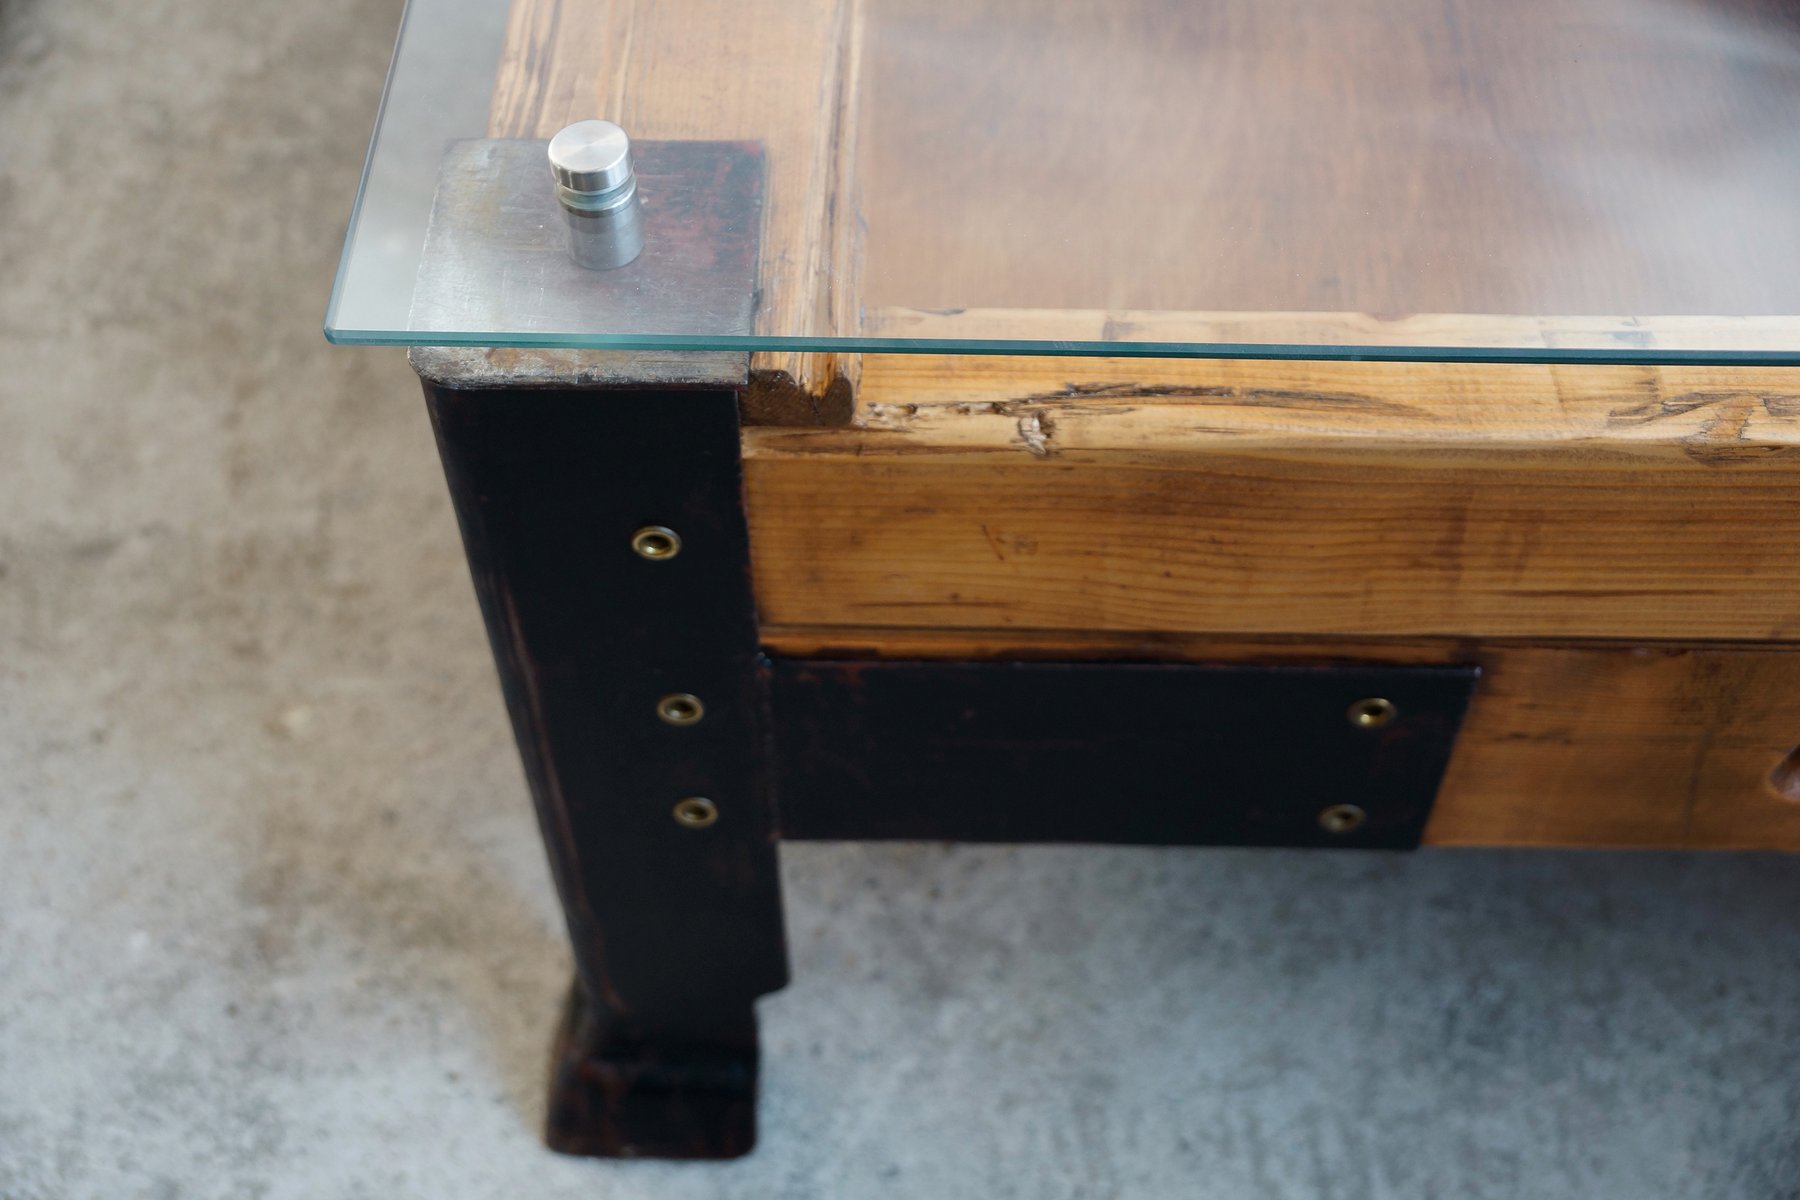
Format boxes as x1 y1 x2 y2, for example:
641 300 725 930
544 980 761 1160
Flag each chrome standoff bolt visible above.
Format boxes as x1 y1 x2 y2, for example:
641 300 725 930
548 120 644 269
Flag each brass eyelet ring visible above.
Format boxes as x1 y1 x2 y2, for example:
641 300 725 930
630 525 681 560
1317 803 1368 835
672 796 719 828
1346 697 1397 729
656 693 705 726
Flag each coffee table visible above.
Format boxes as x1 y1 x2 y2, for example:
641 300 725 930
327 0 1800 1159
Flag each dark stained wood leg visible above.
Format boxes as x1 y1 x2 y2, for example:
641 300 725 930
419 372 788 1159
546 981 760 1159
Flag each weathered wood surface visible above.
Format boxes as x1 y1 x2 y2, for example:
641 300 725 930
489 0 863 419
741 354 1800 641
481 0 1800 855
492 0 1800 336
488 0 1800 405
866 308 1800 357
858 0 1800 320
759 628 1800 850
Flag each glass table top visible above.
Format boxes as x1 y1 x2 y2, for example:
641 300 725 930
326 0 1800 363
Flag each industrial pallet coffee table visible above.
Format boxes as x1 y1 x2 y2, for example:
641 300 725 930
329 0 1800 1159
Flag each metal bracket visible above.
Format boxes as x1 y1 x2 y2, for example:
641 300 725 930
408 138 763 339
768 660 1478 848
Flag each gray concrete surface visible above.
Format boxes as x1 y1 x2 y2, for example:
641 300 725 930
2 0 1798 1195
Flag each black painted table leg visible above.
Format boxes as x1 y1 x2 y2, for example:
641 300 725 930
421 376 788 1159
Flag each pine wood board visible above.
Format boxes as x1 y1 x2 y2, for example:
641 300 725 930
856 0 1800 320
741 354 1800 641
866 307 1800 357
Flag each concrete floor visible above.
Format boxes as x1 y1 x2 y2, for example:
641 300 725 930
2 0 1799 1195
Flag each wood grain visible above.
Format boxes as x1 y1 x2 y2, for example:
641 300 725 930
488 0 1800 386
742 354 1800 641
488 0 863 417
858 0 1800 319
758 627 1800 850
482 0 1800 853
867 307 1800 356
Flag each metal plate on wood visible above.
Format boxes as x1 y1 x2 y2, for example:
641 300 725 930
409 139 762 338
769 661 1478 849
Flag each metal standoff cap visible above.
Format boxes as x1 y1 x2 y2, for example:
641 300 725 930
547 120 644 269
548 119 635 194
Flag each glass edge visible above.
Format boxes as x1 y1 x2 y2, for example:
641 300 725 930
321 327 1800 367
321 0 417 338
322 0 1800 371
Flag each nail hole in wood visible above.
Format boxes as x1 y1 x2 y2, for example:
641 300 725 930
1768 745 1800 804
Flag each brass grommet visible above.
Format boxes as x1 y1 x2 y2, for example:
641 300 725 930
630 525 681 560
1346 697 1397 729
656 693 706 726
1318 803 1368 835
672 796 719 828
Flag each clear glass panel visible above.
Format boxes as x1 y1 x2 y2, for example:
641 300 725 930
326 0 1800 363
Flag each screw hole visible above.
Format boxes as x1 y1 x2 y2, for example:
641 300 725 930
1347 697 1397 729
672 797 719 828
1769 744 1800 804
631 526 681 560
1318 803 1368 835
656 693 705 726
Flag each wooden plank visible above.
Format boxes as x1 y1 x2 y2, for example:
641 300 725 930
844 353 1800 449
743 452 1800 639
485 0 1800 409
741 354 1800 641
488 0 863 419
867 307 1800 357
857 0 1800 320
758 627 1800 850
